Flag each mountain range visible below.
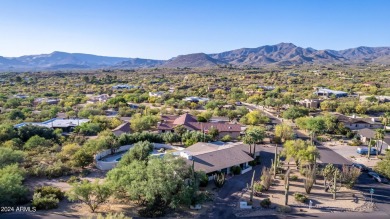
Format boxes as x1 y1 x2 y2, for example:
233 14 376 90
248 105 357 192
1 43 390 71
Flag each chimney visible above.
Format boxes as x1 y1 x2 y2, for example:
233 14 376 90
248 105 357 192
352 114 356 118
371 118 376 122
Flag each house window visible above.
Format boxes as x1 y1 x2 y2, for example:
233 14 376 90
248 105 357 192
162 130 165 133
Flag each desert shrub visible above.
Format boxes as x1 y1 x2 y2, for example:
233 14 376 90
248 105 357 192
230 166 241 175
316 136 327 142
273 136 282 144
294 193 307 203
80 169 91 177
260 198 271 208
221 135 232 142
81 213 132 219
198 171 209 187
253 181 264 193
346 131 355 139
290 175 298 181
348 139 362 146
260 167 272 191
32 193 59 210
276 205 292 213
340 165 361 189
213 172 225 188
34 186 64 200
248 160 258 166
45 161 70 178
67 176 81 184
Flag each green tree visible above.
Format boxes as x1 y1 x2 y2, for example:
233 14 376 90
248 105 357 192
282 140 319 167
71 149 94 169
118 141 153 166
243 126 265 158
282 106 309 121
174 125 187 136
375 129 385 156
18 125 56 142
240 110 270 125
130 114 159 132
67 180 111 213
274 123 294 143
162 132 181 144
374 153 390 178
23 135 52 150
0 164 28 205
0 124 17 142
8 109 25 120
106 155 195 217
208 126 219 140
0 147 25 168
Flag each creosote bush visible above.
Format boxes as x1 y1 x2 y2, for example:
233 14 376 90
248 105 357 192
230 165 241 175
294 193 308 203
260 198 271 208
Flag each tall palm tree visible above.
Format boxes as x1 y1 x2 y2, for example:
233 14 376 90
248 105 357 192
243 127 266 159
375 129 385 156
382 112 390 131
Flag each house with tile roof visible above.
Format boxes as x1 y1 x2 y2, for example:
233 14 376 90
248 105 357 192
112 122 131 136
180 142 258 179
335 114 383 130
158 113 242 139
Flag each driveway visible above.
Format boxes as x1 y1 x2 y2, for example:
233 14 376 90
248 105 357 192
200 146 275 218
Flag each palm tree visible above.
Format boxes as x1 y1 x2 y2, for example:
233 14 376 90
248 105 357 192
243 127 266 159
375 129 385 156
382 112 390 131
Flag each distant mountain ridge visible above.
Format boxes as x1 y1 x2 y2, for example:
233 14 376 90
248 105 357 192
1 43 390 71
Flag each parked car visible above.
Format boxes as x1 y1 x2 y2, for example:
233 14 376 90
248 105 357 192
356 147 378 155
352 163 368 172
368 171 389 184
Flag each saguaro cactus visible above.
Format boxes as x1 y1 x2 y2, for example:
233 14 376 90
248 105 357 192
250 170 256 203
284 169 291 205
330 170 341 200
273 146 278 177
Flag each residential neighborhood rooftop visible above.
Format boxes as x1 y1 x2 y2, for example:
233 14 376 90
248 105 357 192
14 118 90 129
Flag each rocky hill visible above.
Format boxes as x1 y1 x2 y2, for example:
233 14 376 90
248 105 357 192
1 43 390 71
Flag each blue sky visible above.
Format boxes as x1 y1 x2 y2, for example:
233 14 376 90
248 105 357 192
0 0 389 59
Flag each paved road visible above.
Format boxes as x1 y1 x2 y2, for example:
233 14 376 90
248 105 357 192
354 173 390 216
239 211 390 219
0 212 76 219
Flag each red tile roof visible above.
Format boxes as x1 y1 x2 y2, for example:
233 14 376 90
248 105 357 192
173 113 197 125
158 114 241 133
